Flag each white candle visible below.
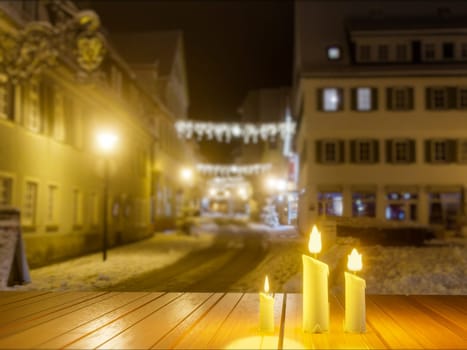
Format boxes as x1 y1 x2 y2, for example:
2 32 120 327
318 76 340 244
259 275 274 332
302 225 329 333
344 248 366 333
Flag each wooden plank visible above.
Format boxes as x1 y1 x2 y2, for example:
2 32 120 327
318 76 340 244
0 292 140 349
95 293 211 350
172 293 243 349
408 295 467 340
370 295 467 349
207 293 284 350
365 295 423 349
281 293 315 349
152 293 224 349
36 292 158 349
0 292 111 339
0 292 97 326
63 293 179 350
0 292 52 309
333 294 387 349
0 292 37 306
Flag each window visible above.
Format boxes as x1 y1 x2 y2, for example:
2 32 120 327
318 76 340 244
386 139 416 163
26 79 41 132
425 139 457 163
424 43 436 60
327 46 341 60
431 88 448 109
458 140 467 163
0 176 13 206
23 181 38 226
359 45 371 61
352 87 377 111
90 193 99 226
53 88 65 141
443 42 454 59
386 87 413 110
352 192 376 217
350 139 379 163
317 192 343 216
385 192 418 221
316 140 344 163
396 44 408 61
319 88 343 111
461 43 467 59
429 192 461 228
0 82 14 121
73 189 83 226
457 88 467 109
47 185 58 225
377 45 388 61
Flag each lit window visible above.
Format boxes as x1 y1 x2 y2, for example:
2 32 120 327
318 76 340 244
322 88 341 111
327 46 341 60
23 181 38 226
352 192 376 217
385 192 418 221
0 176 12 206
357 88 372 111
318 192 343 216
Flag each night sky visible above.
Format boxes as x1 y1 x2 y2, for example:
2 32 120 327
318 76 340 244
78 1 293 162
79 1 294 163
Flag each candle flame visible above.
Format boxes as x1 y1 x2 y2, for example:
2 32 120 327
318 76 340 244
347 248 362 272
308 225 322 254
264 275 270 293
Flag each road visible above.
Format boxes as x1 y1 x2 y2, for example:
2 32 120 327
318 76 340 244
110 230 272 292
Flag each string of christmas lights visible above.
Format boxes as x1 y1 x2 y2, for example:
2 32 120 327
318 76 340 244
196 163 272 176
175 120 296 143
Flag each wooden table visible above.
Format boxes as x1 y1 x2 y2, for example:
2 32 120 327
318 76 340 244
0 292 465 349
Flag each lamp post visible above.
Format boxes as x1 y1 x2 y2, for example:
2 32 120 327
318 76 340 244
96 131 118 261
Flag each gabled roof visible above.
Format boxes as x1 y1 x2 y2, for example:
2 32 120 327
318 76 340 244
109 30 183 77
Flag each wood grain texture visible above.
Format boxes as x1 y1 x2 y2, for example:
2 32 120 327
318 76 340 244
0 292 465 349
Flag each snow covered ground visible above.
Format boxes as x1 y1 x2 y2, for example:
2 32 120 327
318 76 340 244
2 222 466 295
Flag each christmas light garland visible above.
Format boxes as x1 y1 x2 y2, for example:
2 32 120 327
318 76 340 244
175 120 296 143
196 163 272 176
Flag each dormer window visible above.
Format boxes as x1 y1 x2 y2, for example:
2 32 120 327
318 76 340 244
424 44 436 60
359 45 371 62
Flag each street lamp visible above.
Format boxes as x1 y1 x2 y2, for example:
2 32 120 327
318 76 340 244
96 130 118 261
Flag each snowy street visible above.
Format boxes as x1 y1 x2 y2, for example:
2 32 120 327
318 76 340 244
4 222 467 295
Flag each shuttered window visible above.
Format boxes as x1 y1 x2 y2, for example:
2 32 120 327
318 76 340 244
316 140 345 164
350 139 379 164
317 88 343 112
386 87 413 110
351 87 378 111
425 139 457 163
386 139 416 164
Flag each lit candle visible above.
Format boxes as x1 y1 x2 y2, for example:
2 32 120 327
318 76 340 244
344 248 366 333
302 225 329 333
259 275 274 333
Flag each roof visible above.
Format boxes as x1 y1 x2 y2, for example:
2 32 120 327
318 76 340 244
109 30 183 77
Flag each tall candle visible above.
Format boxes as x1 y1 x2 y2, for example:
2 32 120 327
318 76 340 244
302 225 329 333
259 275 274 333
344 248 366 333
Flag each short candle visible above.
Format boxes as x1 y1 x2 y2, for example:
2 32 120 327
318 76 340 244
302 225 329 333
259 275 274 333
344 248 366 333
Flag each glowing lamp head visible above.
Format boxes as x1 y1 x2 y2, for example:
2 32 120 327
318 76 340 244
308 225 322 254
347 248 362 272
264 275 270 293
97 131 118 154
180 168 193 182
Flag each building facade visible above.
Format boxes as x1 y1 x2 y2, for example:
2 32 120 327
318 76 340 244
294 1 467 234
0 0 194 266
